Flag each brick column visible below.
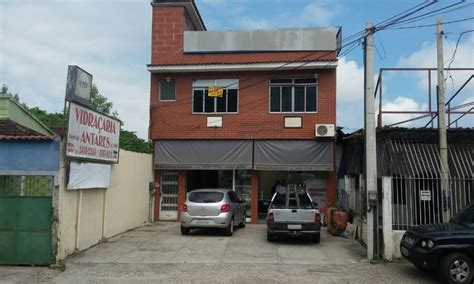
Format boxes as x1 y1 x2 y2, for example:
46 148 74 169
177 170 187 220
153 169 161 221
251 170 259 224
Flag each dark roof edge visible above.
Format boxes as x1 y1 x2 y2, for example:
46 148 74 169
151 0 206 31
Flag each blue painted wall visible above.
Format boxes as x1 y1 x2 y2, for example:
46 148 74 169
0 139 60 172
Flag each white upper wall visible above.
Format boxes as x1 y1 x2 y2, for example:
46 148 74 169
184 27 341 53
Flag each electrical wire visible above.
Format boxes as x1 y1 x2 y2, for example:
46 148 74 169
386 2 474 28
387 17 474 30
381 1 469 29
151 1 452 128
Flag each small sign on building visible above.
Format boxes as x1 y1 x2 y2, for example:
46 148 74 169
208 86 224 97
66 65 93 106
420 190 431 201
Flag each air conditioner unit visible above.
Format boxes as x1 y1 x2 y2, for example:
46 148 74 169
315 124 335 137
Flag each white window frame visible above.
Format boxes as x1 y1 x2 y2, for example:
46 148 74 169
192 79 239 114
268 78 318 114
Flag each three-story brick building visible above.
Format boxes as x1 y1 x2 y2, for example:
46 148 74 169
148 0 341 224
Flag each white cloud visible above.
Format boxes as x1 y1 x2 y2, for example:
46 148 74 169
0 1 151 138
336 57 364 103
381 97 428 127
236 18 271 30
397 33 474 99
395 33 474 128
302 2 342 26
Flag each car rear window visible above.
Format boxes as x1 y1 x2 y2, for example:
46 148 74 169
271 192 314 209
188 191 224 203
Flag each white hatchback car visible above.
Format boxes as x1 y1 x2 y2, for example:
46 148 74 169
180 188 246 236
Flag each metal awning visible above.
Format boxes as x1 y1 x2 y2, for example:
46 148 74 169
154 140 252 170
254 140 333 171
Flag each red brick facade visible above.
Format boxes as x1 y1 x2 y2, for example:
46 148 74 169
150 70 336 140
150 3 338 222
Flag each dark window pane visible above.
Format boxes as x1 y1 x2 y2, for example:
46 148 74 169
270 87 281 112
227 89 238 112
270 78 293 84
295 86 305 112
216 90 227 112
189 191 224 203
205 90 215 113
193 90 204 113
159 79 176 100
294 78 317 84
282 86 292 112
306 87 317 112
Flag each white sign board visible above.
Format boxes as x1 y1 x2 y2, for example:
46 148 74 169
67 162 111 190
67 102 121 163
284 117 302 128
420 190 431 201
66 65 93 106
207 116 222 127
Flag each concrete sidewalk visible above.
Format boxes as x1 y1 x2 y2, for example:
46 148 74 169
66 222 367 265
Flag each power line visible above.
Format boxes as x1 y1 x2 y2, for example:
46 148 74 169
151 1 447 127
387 17 474 30
383 1 470 29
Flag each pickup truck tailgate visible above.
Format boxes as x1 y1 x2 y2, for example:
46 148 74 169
273 209 316 223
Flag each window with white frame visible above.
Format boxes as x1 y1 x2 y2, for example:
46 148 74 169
269 78 317 113
192 79 238 113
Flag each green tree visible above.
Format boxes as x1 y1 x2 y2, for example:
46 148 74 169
1 84 151 153
90 84 118 118
88 84 151 153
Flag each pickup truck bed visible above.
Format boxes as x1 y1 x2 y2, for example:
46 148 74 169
266 189 321 243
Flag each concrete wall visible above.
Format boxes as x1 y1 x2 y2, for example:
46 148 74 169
184 28 341 53
392 230 405 259
0 139 60 174
56 149 153 260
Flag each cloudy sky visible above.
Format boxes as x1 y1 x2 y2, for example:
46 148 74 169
1 0 473 138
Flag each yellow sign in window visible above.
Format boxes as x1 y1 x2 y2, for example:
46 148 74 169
208 86 224 97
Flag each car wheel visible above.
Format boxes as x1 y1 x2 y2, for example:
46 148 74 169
312 233 320 244
180 225 190 236
267 232 275 242
238 216 246 228
224 218 234 236
440 253 473 284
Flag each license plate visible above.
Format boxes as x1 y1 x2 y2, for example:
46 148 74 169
196 220 210 225
288 224 302 230
401 246 410 257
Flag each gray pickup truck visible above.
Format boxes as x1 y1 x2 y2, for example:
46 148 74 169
266 189 321 243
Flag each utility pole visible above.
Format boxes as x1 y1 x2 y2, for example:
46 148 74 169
436 17 450 221
364 22 377 261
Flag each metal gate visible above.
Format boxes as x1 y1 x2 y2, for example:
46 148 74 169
159 170 179 220
0 175 53 265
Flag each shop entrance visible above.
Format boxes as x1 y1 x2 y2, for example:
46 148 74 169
258 171 328 220
186 170 252 220
186 170 233 192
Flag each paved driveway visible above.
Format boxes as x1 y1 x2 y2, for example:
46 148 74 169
0 222 441 283
67 222 366 265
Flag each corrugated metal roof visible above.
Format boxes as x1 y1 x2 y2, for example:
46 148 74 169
387 140 473 178
338 128 474 178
